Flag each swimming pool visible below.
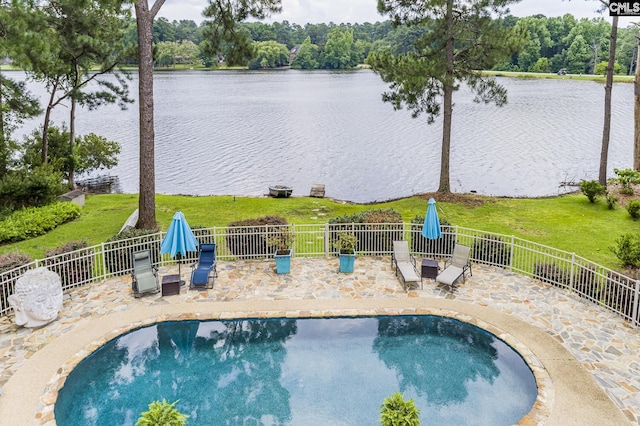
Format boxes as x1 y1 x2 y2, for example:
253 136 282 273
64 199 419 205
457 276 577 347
54 315 537 425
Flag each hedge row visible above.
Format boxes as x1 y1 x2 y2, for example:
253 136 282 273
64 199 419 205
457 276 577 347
0 202 82 244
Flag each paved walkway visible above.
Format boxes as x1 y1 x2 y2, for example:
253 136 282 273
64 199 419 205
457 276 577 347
0 257 639 425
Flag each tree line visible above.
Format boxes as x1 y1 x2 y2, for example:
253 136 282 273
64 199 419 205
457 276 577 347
145 14 637 75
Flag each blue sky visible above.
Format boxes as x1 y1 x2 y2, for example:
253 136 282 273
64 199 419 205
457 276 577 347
157 0 612 25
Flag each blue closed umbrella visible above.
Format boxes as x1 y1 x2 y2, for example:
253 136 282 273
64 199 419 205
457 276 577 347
422 198 442 240
160 211 199 280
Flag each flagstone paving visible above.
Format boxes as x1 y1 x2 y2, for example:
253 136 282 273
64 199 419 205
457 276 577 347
0 256 639 424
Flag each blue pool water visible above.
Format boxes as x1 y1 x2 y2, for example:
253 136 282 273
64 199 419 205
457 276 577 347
54 316 537 425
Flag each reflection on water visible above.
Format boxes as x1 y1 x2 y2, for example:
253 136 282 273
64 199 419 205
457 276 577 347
12 70 634 202
373 316 500 405
55 317 536 425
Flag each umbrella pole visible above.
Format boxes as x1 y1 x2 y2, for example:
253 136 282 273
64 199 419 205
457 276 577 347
177 253 185 286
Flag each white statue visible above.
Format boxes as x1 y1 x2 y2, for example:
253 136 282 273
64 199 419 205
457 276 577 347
8 267 63 328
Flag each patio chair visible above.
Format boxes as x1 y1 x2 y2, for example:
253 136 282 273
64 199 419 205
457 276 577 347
391 240 421 291
190 243 217 289
131 250 160 297
435 244 472 289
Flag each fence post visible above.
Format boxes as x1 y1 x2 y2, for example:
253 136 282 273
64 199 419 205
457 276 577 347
509 235 515 272
101 242 107 280
569 252 576 291
324 224 329 258
633 280 640 327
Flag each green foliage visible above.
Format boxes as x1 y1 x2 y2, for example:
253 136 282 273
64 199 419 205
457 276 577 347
472 234 511 267
627 200 640 220
379 392 420 426
0 252 33 273
21 126 121 184
227 215 288 257
595 61 621 75
155 40 203 67
613 168 640 195
202 0 283 66
579 180 606 203
610 233 640 268
0 202 81 244
136 399 189 426
0 165 65 211
290 36 319 69
44 240 92 287
332 232 358 254
606 192 618 210
329 208 403 253
322 27 358 69
248 40 290 69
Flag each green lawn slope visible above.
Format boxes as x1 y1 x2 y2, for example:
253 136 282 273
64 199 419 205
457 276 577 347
1 192 638 269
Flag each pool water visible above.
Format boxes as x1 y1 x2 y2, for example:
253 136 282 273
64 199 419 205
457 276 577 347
54 316 537 425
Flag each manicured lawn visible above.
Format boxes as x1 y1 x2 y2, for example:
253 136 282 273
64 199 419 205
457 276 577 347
1 192 638 269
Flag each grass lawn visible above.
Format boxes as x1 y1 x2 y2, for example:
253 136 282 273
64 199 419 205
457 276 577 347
2 192 639 269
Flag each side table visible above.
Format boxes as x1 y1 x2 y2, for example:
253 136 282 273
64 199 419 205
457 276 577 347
421 259 439 282
162 274 180 296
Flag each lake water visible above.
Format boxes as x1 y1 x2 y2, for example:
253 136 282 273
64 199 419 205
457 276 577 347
10 69 634 202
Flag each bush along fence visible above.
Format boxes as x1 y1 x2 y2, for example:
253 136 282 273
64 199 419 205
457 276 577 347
1 224 639 327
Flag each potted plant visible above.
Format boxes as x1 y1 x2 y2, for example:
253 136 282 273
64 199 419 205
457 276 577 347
268 230 295 274
333 232 357 273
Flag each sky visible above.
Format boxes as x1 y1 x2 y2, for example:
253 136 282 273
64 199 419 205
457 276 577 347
156 0 612 26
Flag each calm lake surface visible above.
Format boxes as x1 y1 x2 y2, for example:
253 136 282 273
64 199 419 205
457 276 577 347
11 70 634 202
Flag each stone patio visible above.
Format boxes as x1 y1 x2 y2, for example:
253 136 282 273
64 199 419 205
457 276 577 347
0 256 638 425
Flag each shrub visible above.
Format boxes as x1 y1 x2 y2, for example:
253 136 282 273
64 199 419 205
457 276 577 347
0 202 81 244
533 262 571 287
329 209 403 254
613 168 640 195
627 200 640 220
606 192 618 210
472 234 511 267
579 180 605 203
136 399 188 426
0 166 65 210
572 265 603 300
43 240 92 288
226 216 288 258
104 228 160 275
379 392 420 426
610 233 640 268
410 216 455 257
0 252 32 273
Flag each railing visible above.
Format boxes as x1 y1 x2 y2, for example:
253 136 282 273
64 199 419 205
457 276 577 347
1 224 638 327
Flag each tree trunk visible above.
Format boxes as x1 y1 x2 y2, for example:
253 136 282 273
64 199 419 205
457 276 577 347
599 15 617 185
438 0 454 193
42 79 59 165
134 0 165 230
0 70 5 176
69 96 76 188
635 32 640 171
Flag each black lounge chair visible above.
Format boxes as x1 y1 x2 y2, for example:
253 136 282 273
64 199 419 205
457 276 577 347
190 243 217 289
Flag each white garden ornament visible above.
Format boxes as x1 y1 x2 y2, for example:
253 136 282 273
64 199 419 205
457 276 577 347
8 267 63 327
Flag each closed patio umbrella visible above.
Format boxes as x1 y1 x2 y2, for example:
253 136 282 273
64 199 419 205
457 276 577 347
160 211 199 283
422 198 442 240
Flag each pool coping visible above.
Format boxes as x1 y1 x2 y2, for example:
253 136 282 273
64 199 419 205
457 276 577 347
0 297 629 426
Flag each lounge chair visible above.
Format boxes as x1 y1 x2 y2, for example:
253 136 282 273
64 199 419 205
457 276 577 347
435 244 472 289
190 243 217 289
391 240 421 291
131 250 160 297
